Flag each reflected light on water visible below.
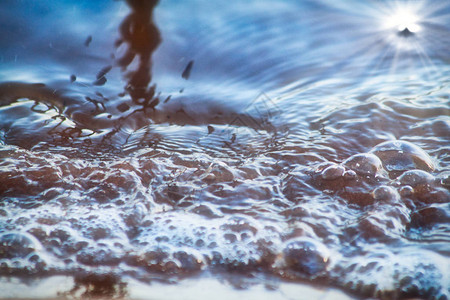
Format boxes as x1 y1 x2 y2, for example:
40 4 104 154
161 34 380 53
369 0 448 76
377 1 425 53
385 6 422 34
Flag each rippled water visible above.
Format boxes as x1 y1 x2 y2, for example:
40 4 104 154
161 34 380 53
1 0 449 299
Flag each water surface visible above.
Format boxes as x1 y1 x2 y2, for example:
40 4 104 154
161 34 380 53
0 0 449 299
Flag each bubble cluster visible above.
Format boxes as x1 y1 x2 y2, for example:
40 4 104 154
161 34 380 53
309 140 449 253
337 249 449 300
0 126 448 299
130 213 282 273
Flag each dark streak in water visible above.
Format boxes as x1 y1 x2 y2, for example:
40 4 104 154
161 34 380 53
84 35 92 47
182 60 194 80
93 65 112 86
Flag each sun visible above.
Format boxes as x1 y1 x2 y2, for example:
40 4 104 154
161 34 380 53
385 7 422 35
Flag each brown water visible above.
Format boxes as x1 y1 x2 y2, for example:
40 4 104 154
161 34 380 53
0 0 449 299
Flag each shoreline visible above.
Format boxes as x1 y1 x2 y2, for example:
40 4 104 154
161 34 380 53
0 275 356 300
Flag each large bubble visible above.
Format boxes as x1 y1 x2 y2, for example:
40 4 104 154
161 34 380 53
0 232 42 259
370 141 435 176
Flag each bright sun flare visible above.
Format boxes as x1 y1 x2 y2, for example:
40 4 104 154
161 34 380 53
386 8 422 33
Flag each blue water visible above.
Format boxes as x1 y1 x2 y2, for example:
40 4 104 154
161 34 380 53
0 0 449 298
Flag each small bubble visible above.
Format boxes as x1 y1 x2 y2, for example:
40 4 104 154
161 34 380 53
224 233 237 243
208 242 218 249
438 172 450 188
282 237 330 276
344 170 357 180
410 206 450 228
155 236 170 243
195 239 205 247
399 185 414 197
343 153 384 176
398 170 434 187
173 250 203 272
85 225 111 241
76 247 121 266
372 186 399 202
321 164 345 180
